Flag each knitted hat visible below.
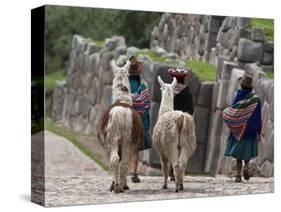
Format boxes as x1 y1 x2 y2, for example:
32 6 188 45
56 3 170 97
239 72 253 88
168 67 191 81
128 56 144 76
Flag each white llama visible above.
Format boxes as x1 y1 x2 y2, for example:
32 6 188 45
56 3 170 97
97 60 144 193
153 76 196 192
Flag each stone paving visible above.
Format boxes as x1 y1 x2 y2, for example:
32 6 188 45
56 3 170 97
34 131 274 207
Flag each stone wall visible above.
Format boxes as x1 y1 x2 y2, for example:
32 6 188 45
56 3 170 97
52 12 274 177
206 59 274 177
52 34 216 174
150 13 274 177
143 64 214 173
150 13 274 71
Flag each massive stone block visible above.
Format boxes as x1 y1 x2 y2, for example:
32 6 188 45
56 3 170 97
238 28 251 39
216 56 228 80
237 17 249 29
221 60 238 80
264 41 274 53
211 82 219 111
127 46 140 57
52 81 66 121
259 160 274 177
85 104 103 135
197 82 214 107
216 80 230 109
89 53 100 77
186 73 201 104
262 52 273 65
220 17 237 32
113 45 127 60
194 106 211 145
251 27 265 42
62 92 76 128
226 68 245 105
186 144 206 173
237 38 263 63
254 78 273 104
101 85 112 108
72 114 87 133
85 42 102 55
204 110 223 175
208 16 223 33
151 64 173 102
149 102 160 132
205 32 218 51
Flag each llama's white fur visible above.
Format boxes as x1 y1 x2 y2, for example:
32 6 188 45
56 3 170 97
111 60 132 105
153 76 196 192
98 60 142 193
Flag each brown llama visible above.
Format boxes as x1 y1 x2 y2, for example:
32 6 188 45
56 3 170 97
97 60 144 193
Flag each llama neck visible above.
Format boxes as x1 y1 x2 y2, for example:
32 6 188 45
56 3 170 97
159 93 174 116
112 90 132 105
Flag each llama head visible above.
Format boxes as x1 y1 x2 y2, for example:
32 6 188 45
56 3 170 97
111 60 132 104
158 76 177 98
111 60 130 76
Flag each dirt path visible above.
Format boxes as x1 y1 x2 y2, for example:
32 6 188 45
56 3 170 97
32 131 274 207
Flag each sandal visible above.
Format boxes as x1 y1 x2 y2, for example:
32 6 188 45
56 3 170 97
131 173 140 183
235 175 242 183
243 167 250 180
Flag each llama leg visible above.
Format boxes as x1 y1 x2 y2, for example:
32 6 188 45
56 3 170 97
160 154 169 189
170 147 180 192
178 148 188 191
119 142 131 192
109 149 120 193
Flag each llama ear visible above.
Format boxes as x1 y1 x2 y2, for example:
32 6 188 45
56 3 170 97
171 77 177 90
110 60 119 73
158 76 165 88
123 60 131 73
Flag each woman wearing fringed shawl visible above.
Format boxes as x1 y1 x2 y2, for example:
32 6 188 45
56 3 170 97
128 56 152 183
222 73 262 183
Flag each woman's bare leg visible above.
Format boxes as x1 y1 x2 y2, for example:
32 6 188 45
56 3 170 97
235 159 242 182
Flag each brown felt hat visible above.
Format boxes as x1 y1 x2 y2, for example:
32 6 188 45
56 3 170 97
128 56 144 76
239 72 253 88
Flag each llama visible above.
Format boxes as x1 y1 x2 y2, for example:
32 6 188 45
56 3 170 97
97 60 144 193
153 76 196 192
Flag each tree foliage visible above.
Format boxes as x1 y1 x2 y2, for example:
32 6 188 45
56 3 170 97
45 6 162 73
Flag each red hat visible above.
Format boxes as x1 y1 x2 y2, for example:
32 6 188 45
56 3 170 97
168 67 191 80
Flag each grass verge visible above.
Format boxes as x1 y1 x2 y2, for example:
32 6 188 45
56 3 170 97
46 70 67 94
46 119 109 171
266 72 274 80
249 18 274 41
186 60 217 81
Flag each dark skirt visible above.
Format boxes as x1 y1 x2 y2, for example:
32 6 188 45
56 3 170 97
138 110 152 151
224 136 258 160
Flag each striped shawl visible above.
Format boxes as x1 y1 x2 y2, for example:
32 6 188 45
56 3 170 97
222 93 259 141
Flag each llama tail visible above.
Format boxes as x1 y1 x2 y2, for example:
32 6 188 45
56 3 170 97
181 114 197 156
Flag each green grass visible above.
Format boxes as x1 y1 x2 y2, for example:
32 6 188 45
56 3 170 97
46 119 108 171
249 18 274 41
186 60 217 81
137 49 167 63
45 70 66 94
266 72 274 80
31 119 44 135
90 39 105 46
